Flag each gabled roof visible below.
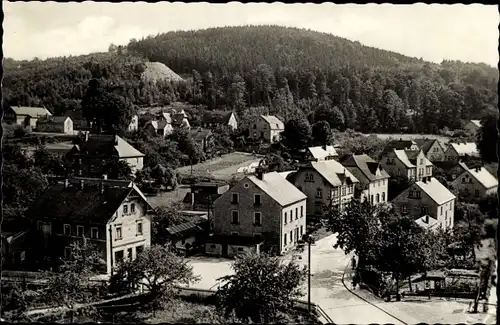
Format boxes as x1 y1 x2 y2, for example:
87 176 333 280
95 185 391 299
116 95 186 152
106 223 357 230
393 149 415 168
413 139 442 155
463 167 498 190
307 160 359 187
9 106 52 117
172 113 188 126
202 111 235 124
405 150 433 166
448 142 479 157
260 115 284 130
189 128 212 141
38 116 71 124
341 154 390 182
414 177 456 205
308 146 339 160
159 112 173 123
383 139 418 153
166 221 204 238
26 182 136 223
73 135 145 158
246 172 306 207
149 120 171 131
469 120 481 128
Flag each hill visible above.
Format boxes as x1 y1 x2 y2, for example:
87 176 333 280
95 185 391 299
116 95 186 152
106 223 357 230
141 62 184 83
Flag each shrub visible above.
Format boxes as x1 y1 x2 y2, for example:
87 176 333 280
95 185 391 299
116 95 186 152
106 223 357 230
484 218 498 239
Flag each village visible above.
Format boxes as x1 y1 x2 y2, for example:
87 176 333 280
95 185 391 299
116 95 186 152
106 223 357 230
2 102 498 324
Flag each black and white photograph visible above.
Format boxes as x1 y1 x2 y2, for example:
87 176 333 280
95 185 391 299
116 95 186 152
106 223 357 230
1 2 498 324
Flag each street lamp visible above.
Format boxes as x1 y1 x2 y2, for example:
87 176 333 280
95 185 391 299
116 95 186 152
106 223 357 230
302 234 314 314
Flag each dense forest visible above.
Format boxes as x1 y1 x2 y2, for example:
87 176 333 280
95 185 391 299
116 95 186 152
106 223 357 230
3 25 498 134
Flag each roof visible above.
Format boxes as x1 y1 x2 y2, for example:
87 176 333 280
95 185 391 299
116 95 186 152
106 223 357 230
74 135 145 158
449 142 479 157
308 160 359 187
415 177 456 205
202 111 234 124
37 116 70 124
465 167 498 189
413 139 441 155
246 172 306 206
9 106 52 117
341 154 390 181
172 113 187 126
394 150 415 168
405 150 433 166
26 182 135 223
260 115 284 130
278 171 296 179
166 221 204 237
190 128 212 141
383 139 418 153
469 120 481 128
415 215 439 230
308 146 339 160
159 112 173 123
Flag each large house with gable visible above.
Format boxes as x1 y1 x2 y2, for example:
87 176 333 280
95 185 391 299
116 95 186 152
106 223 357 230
4 106 53 128
414 138 448 163
248 115 285 143
202 111 238 130
380 148 433 182
451 166 498 202
209 171 307 257
445 142 480 162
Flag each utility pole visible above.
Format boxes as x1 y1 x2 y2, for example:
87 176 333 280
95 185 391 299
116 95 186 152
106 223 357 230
302 234 312 314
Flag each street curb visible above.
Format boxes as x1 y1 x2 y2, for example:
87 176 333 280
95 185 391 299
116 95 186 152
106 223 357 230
340 257 408 325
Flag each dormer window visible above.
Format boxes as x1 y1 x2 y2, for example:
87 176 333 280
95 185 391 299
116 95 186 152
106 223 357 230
416 191 421 199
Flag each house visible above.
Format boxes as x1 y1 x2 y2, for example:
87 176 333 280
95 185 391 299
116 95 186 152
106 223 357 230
384 139 420 152
166 215 209 256
306 145 339 162
4 106 53 128
210 171 307 257
340 154 390 205
25 177 154 275
182 181 230 212
171 113 191 130
67 133 145 176
144 120 174 137
434 161 470 182
445 142 480 161
63 110 92 132
464 120 481 134
380 149 433 182
392 176 456 231
1 217 31 270
414 138 447 162
189 128 214 154
248 115 284 143
36 116 74 134
202 111 238 130
451 166 498 201
287 160 359 217
128 115 139 132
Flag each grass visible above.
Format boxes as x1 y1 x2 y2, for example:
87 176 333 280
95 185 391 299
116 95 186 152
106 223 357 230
369 133 451 143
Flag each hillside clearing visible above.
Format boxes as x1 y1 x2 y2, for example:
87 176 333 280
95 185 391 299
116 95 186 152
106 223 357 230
368 133 451 143
141 62 184 83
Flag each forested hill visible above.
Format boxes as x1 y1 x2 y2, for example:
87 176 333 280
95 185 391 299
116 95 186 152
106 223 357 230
127 25 424 73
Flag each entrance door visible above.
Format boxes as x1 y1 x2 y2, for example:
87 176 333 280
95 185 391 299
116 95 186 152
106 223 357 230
222 244 228 257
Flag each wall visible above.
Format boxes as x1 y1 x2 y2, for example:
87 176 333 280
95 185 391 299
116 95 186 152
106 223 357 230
366 179 389 205
452 171 497 202
426 142 446 162
435 200 455 230
106 196 151 274
227 114 238 130
122 157 144 174
173 235 197 251
205 243 222 256
415 151 433 181
445 147 460 162
227 244 258 258
291 168 334 216
280 200 307 255
381 152 411 180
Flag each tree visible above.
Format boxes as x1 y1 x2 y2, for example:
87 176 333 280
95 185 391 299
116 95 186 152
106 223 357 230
109 245 197 312
311 120 332 146
476 113 498 163
33 146 67 176
151 164 178 190
41 241 105 322
227 73 247 112
152 202 188 245
281 117 312 152
454 203 485 262
263 153 292 172
116 160 133 180
216 253 307 323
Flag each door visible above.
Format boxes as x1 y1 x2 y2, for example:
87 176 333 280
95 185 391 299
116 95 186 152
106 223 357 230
222 244 228 257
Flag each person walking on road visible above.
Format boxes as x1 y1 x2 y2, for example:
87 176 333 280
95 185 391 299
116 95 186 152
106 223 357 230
351 255 357 270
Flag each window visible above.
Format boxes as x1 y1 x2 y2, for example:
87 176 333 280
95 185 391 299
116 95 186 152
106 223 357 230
421 207 429 215
475 190 480 197
253 124 257 129
254 194 261 205
64 246 72 260
123 204 128 215
231 193 239 204
348 185 353 194
402 205 408 213
300 225 303 236
210 244 216 249
284 212 287 225
305 173 314 182
64 224 71 236
376 194 380 203
254 212 262 226
137 222 143 235
462 177 466 183
316 188 323 199
381 192 385 202
290 230 293 243
231 211 239 224
114 250 124 264
315 202 323 214
127 248 132 260
77 225 84 237
416 191 421 199
464 188 469 196
116 226 122 240
370 195 374 204
289 211 293 223
420 158 423 165
237 247 244 252
452 174 457 180
131 203 136 213
300 206 304 217
231 232 239 236
440 206 443 215
378 181 381 187
396 169 401 176
91 227 99 239
295 208 298 219
284 234 287 246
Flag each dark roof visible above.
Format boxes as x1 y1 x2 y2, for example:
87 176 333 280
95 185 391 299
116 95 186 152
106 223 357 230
383 139 417 153
38 116 70 124
171 113 186 126
26 182 133 223
189 128 212 141
206 235 264 246
166 221 204 238
405 150 420 161
341 154 390 181
202 111 234 124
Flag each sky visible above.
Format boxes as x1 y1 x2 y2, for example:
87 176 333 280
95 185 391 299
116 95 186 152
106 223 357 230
3 2 499 66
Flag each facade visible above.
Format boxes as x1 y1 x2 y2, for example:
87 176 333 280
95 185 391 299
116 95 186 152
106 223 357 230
288 160 359 217
464 120 481 134
182 181 230 212
211 171 307 256
380 149 432 182
306 146 339 162
128 115 139 132
248 115 284 143
202 111 238 130
166 215 209 256
445 142 480 162
171 113 191 130
384 139 420 152
451 166 498 202
340 154 390 205
189 128 214 154
392 176 456 231
145 120 174 137
26 177 153 275
4 106 53 128
36 116 74 134
414 139 447 162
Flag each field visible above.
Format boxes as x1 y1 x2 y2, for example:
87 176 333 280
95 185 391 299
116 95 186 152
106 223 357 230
368 133 451 143
177 151 264 181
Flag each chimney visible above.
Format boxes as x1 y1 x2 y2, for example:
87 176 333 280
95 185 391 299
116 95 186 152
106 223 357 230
79 180 84 190
64 179 69 188
475 167 480 173
103 174 108 180
84 131 89 142
425 215 429 223
256 168 264 180
322 144 327 150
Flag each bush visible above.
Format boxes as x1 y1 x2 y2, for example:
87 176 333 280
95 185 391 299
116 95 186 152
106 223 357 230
13 125 26 138
484 219 498 239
